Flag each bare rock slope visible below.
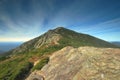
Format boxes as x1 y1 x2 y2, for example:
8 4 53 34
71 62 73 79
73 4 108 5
26 46 120 80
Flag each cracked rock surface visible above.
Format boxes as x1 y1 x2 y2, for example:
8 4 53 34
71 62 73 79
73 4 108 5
26 46 120 80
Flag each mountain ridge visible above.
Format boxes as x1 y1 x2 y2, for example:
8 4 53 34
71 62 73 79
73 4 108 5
111 41 120 46
9 27 119 55
0 27 119 80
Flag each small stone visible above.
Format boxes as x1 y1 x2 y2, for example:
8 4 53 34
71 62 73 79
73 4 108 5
101 73 104 78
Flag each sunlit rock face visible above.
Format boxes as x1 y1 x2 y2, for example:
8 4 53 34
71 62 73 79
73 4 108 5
26 46 120 80
12 29 61 54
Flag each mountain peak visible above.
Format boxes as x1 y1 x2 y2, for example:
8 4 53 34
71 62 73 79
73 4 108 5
1 27 120 80
52 27 65 32
46 27 65 33
10 27 119 54
54 27 65 30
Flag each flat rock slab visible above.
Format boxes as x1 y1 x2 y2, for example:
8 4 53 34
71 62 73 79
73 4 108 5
26 71 44 80
26 46 120 80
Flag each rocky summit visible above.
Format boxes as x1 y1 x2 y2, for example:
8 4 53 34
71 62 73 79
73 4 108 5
0 27 120 80
26 46 120 80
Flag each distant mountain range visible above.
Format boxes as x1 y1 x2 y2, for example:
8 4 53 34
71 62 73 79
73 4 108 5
111 41 120 46
0 42 23 53
0 27 120 80
0 50 4 54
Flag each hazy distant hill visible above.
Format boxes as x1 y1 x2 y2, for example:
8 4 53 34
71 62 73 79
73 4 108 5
0 27 119 80
0 42 23 52
111 41 120 46
0 50 4 54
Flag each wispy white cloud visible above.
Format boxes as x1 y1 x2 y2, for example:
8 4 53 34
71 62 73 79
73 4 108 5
0 0 47 39
0 0 120 41
73 18 120 41
76 18 120 35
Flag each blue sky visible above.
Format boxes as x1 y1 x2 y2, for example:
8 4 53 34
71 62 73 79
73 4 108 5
0 0 120 42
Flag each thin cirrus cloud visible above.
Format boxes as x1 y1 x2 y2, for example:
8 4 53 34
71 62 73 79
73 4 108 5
0 0 120 42
73 18 120 41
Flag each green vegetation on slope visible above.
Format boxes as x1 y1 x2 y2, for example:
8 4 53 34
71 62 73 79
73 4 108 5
0 56 10 61
0 56 33 80
56 27 118 48
32 57 49 71
0 45 64 80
